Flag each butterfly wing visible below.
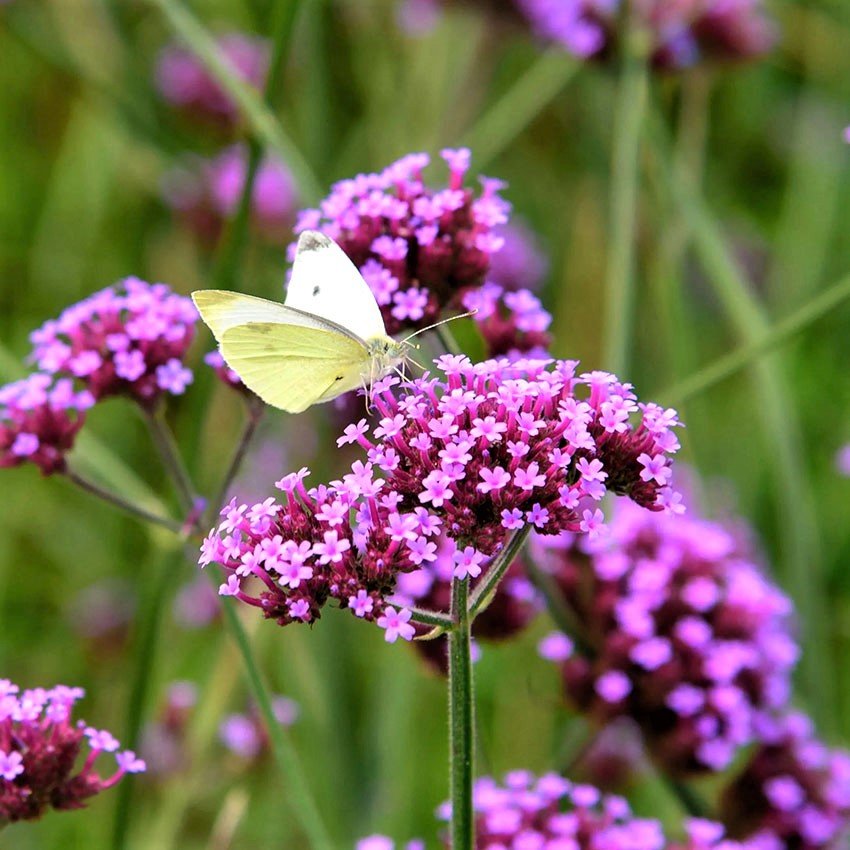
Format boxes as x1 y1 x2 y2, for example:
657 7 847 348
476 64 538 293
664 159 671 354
219 322 369 413
192 289 363 342
286 230 387 341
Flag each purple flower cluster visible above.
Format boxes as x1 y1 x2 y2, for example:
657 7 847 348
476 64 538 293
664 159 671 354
535 498 799 776
291 149 511 335
219 695 298 760
155 33 269 128
164 146 297 245
139 681 198 777
0 374 93 475
463 282 552 360
204 350 247 393
488 221 549 293
200 355 681 638
441 771 747 850
0 679 144 823
515 0 776 69
392 535 539 671
720 712 850 850
29 278 197 406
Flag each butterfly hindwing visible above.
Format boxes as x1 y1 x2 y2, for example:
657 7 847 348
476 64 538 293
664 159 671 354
219 322 368 413
286 231 387 342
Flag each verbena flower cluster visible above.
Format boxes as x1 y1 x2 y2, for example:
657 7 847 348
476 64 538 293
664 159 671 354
392 536 539 671
515 0 776 69
463 282 552 360
535 498 799 776
0 374 93 475
362 771 751 850
29 278 197 406
291 149 511 335
488 221 549 293
0 680 144 823
219 695 298 760
721 712 850 850
200 355 682 638
163 146 297 244
155 33 269 128
139 681 198 777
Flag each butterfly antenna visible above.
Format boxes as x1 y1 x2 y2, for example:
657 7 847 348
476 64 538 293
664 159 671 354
400 309 478 344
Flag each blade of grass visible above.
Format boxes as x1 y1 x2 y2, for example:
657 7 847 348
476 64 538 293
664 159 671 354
649 115 834 733
602 22 650 375
146 0 322 202
462 51 578 170
662 271 850 403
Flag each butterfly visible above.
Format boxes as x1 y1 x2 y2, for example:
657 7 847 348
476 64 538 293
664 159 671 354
192 230 412 413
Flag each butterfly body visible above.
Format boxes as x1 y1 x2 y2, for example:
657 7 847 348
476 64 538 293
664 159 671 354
193 231 408 413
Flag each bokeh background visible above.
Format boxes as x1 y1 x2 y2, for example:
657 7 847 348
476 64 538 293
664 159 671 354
2 0 850 847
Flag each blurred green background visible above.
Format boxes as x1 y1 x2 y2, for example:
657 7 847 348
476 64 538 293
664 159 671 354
2 0 850 847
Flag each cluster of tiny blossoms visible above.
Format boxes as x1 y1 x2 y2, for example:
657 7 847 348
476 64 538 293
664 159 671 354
361 771 751 850
0 374 93 475
535 498 799 776
0 680 144 823
515 0 776 69
200 355 682 639
291 149 511 335
155 33 269 128
29 278 197 406
163 145 297 245
463 282 552 360
721 712 850 850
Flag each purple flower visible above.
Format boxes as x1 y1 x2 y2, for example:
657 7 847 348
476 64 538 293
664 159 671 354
534 495 798 777
163 145 297 245
0 374 93 475
218 693 299 760
376 606 416 643
155 33 269 128
513 0 775 69
199 356 681 641
487 220 549 292
835 444 850 477
720 711 850 850
289 149 511 335
29 278 197 405
0 680 143 822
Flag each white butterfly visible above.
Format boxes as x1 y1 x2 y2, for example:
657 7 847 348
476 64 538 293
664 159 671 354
193 231 410 413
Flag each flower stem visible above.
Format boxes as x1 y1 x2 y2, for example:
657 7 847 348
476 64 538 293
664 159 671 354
111 545 182 850
64 468 183 534
468 526 531 619
217 594 334 850
602 20 649 375
141 404 197 516
209 399 265 522
409 606 454 630
449 576 475 850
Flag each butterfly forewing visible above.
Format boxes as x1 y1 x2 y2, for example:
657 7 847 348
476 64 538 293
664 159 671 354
286 231 387 341
219 322 368 413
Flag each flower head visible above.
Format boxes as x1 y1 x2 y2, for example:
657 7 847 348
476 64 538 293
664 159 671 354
200 356 681 638
487 220 549 292
155 33 269 128
29 278 197 406
164 145 297 244
0 374 93 475
720 712 850 850
515 0 776 69
290 150 511 335
219 695 299 759
0 681 144 822
535 497 798 776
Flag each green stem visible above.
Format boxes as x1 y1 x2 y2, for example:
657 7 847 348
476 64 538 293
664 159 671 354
212 1 303 292
468 526 531 619
448 577 474 850
668 780 708 818
111 545 182 850
141 405 197 516
602 25 649 375
65 468 183 534
463 52 578 169
409 606 454 630
662 270 850 403
146 0 322 202
217 595 333 850
209 400 265 522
